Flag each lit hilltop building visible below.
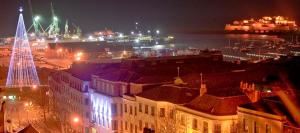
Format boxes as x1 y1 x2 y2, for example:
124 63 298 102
225 16 298 33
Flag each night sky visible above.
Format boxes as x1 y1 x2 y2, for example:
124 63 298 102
0 0 300 36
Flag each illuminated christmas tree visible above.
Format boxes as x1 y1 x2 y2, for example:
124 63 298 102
6 7 40 88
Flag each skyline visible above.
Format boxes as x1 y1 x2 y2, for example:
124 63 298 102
0 0 300 36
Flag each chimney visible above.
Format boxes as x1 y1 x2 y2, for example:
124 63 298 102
200 84 207 97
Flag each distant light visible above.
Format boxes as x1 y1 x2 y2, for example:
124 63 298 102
71 35 79 39
267 90 272 93
98 36 104 41
41 38 45 42
155 41 159 45
32 85 37 89
19 7 23 13
8 95 14 100
147 30 151 33
30 33 35 37
156 30 160 34
138 33 142 37
109 35 113 38
76 57 81 61
131 31 134 35
2 96 7 100
88 35 94 40
135 22 139 25
135 39 140 43
57 48 63 53
54 38 59 42
119 33 124 38
153 44 165 50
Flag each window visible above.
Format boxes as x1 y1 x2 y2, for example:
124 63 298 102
192 119 198 130
130 106 133 115
169 109 175 119
180 115 185 126
159 108 165 117
139 103 142 112
203 121 208 133
230 122 237 133
214 124 221 133
125 121 128 130
135 106 137 116
111 103 117 116
120 104 123 115
130 123 133 133
139 120 143 131
112 120 118 130
135 125 138 133
266 124 271 133
254 121 260 133
145 122 149 128
145 105 148 114
124 104 127 113
85 112 89 118
121 121 123 130
150 106 155 116
243 119 248 132
84 98 89 105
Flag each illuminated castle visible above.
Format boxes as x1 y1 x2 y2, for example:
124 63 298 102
225 16 298 33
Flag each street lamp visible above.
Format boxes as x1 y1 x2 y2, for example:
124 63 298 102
73 117 79 123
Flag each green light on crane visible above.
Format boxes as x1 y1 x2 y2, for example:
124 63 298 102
34 16 40 22
53 16 58 21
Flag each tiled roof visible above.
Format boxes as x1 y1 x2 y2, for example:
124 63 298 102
185 94 251 116
137 85 199 104
66 63 120 81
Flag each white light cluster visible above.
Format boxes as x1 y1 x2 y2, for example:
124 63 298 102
90 92 112 128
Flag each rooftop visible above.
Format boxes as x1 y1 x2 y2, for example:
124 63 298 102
185 94 251 116
137 85 199 104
